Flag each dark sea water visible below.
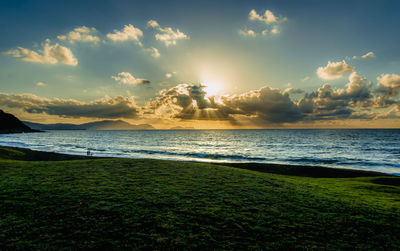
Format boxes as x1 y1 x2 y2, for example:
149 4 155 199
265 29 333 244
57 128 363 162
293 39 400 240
0 129 399 174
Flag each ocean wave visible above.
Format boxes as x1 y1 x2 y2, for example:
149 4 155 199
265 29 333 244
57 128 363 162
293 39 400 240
287 157 341 165
1 129 399 174
120 148 267 162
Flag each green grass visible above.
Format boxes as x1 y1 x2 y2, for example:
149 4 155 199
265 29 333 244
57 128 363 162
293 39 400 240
0 147 399 250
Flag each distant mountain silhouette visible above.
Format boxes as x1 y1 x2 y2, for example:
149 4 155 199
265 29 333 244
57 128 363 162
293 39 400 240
0 110 38 133
23 122 82 130
23 120 155 130
169 126 195 130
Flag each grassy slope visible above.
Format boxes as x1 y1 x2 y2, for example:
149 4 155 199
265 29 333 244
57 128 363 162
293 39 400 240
0 147 399 250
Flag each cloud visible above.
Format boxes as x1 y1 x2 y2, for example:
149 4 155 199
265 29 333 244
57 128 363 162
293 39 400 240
112 72 150 85
302 76 310 82
284 88 304 95
148 20 189 46
145 47 160 58
4 40 78 66
165 72 177 79
345 72 372 102
351 52 376 60
222 87 303 123
146 84 304 123
245 9 286 37
36 82 45 87
57 26 100 44
238 29 257 37
145 77 389 124
107 24 143 46
249 9 279 24
376 73 400 97
270 26 280 34
361 51 376 59
297 72 374 121
261 29 268 36
376 105 400 119
317 60 354 80
147 20 160 28
2 71 398 125
0 93 139 119
147 84 232 120
139 72 382 124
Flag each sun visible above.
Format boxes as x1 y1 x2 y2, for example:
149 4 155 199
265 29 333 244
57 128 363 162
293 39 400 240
202 81 223 98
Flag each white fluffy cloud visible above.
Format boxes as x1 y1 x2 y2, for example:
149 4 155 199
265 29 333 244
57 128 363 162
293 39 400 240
238 29 257 37
147 19 189 46
317 60 354 80
245 9 286 37
5 40 78 66
107 24 143 46
249 9 279 24
284 88 304 95
57 26 100 44
112 72 150 85
146 47 160 58
270 26 280 34
361 51 376 59
147 20 160 28
36 82 45 87
261 29 268 36
165 72 177 79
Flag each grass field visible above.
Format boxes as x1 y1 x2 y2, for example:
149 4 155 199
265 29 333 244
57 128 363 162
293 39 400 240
0 146 399 250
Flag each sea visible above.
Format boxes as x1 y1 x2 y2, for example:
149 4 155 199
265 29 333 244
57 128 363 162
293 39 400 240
0 129 399 175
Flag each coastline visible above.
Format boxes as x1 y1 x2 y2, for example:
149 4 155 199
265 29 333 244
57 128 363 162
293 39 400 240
1 129 398 175
0 145 390 178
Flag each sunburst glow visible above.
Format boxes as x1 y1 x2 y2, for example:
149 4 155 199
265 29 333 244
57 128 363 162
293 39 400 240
203 81 223 98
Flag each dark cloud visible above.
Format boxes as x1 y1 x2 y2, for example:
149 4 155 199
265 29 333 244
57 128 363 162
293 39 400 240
148 84 303 123
0 93 139 119
221 87 303 123
297 72 375 121
146 74 400 124
147 84 232 120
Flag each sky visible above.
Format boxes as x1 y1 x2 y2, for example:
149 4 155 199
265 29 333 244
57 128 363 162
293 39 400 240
0 0 399 129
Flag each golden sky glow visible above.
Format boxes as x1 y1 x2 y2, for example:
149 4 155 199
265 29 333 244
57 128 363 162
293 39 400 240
0 1 399 129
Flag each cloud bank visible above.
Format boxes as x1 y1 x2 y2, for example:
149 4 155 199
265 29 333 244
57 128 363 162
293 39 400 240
1 72 399 125
0 93 139 119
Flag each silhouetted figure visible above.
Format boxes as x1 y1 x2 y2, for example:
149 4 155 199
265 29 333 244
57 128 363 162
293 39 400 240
87 150 91 156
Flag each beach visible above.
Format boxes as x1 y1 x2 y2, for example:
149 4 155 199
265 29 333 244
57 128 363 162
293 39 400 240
1 146 399 249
